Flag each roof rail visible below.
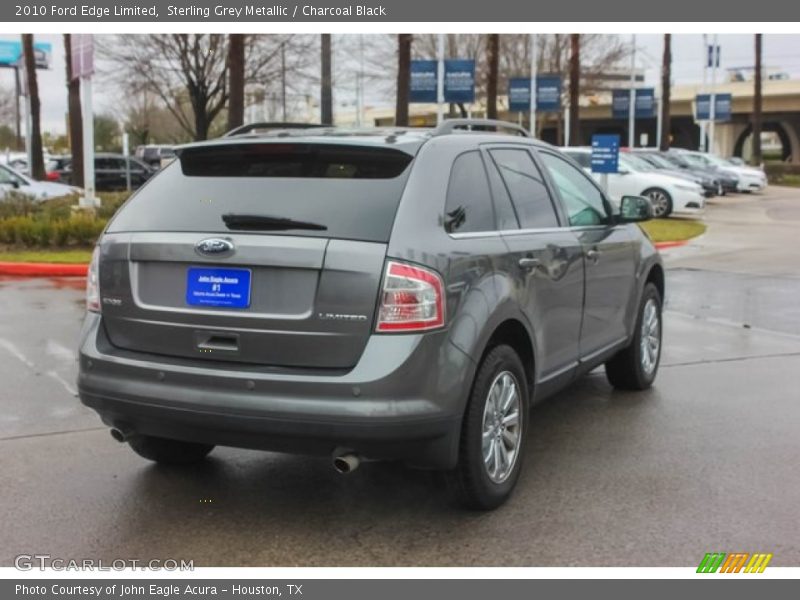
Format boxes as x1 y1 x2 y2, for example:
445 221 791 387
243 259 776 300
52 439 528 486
223 122 330 137
432 119 530 138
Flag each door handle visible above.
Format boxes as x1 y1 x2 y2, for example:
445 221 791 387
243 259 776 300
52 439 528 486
586 249 600 263
518 257 541 271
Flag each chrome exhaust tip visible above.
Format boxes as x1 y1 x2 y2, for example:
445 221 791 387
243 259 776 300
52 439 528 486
332 450 360 474
110 428 130 443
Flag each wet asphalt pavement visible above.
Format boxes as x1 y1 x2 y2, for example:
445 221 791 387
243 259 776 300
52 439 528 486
1 187 799 567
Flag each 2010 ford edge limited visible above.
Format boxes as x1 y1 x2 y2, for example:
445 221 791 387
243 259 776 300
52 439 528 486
78 120 664 509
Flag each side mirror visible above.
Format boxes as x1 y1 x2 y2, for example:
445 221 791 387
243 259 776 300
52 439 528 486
617 167 630 175
11 180 20 189
619 195 653 222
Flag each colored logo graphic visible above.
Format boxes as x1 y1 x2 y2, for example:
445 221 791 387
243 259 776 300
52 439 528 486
697 552 773 573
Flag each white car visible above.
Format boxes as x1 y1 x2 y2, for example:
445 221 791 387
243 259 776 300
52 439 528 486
561 147 706 218
678 150 768 193
0 163 80 202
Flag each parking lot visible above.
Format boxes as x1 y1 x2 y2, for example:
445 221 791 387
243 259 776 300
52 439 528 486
1 186 799 567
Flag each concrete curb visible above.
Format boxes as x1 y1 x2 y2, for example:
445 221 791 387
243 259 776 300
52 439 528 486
0 262 89 277
654 240 689 250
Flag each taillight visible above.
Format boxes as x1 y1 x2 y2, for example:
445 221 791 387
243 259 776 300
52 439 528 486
86 246 101 313
376 260 445 332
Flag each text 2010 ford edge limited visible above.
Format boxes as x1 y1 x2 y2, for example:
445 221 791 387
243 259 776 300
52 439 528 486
78 120 664 509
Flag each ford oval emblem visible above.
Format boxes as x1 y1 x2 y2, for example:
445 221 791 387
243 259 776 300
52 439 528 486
195 238 235 257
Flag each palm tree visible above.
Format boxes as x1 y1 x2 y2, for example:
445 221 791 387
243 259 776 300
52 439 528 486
659 34 672 151
320 34 333 125
63 34 83 187
22 34 45 180
568 34 580 146
486 34 499 120
395 34 412 127
752 34 763 166
226 34 245 131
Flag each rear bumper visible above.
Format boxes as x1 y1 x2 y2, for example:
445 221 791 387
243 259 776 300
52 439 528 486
77 314 471 468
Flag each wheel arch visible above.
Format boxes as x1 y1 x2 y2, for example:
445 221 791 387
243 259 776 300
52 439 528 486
645 262 665 301
479 318 536 397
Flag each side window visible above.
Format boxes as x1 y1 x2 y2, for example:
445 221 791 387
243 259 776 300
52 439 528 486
444 151 495 234
484 154 520 230
488 148 559 229
540 152 610 227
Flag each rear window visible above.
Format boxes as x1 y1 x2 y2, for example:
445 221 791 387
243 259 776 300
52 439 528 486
180 143 411 179
106 143 414 243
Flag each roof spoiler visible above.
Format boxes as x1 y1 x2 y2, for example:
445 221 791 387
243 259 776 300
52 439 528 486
223 122 331 137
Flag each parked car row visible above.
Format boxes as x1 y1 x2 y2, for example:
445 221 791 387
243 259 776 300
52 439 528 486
562 147 706 218
673 149 768 193
46 154 155 191
560 146 767 218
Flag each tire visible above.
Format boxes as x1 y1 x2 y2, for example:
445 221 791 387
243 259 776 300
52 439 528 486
128 435 214 465
642 188 673 218
605 282 663 390
447 345 529 510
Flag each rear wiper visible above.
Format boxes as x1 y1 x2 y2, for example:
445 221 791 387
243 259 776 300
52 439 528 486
222 213 327 232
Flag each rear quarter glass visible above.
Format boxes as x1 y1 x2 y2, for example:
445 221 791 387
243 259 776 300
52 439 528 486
106 144 415 243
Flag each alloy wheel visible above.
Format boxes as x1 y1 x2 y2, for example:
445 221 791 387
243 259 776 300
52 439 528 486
645 189 670 217
481 371 522 484
640 298 661 375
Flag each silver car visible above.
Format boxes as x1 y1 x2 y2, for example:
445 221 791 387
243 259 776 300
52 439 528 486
78 120 663 509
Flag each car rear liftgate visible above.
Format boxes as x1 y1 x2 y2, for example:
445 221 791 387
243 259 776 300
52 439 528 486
97 140 416 370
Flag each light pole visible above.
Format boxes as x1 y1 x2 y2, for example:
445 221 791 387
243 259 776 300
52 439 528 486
628 34 636 148
708 34 719 155
529 34 537 136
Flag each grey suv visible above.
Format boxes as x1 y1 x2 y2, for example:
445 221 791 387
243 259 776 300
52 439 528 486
78 119 663 509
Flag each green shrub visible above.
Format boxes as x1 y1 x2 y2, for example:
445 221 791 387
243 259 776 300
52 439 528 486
0 213 108 248
96 192 132 219
0 193 39 219
764 162 800 185
0 189 132 248
68 213 106 245
52 220 70 246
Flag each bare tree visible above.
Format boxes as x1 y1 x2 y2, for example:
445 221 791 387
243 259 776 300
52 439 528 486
22 35 45 180
395 34 412 126
486 34 499 119
752 34 763 166
64 34 83 187
0 85 14 123
321 34 333 125
122 89 189 145
227 34 245 131
659 34 672 151
100 35 229 141
245 35 317 121
568 34 580 146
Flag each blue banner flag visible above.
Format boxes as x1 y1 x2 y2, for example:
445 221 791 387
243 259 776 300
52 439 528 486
444 59 475 104
409 59 438 103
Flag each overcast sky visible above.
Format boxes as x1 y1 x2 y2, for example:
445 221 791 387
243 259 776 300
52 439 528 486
3 33 799 135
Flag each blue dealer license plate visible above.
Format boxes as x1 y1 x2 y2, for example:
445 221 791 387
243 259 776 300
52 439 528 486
185 267 251 309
